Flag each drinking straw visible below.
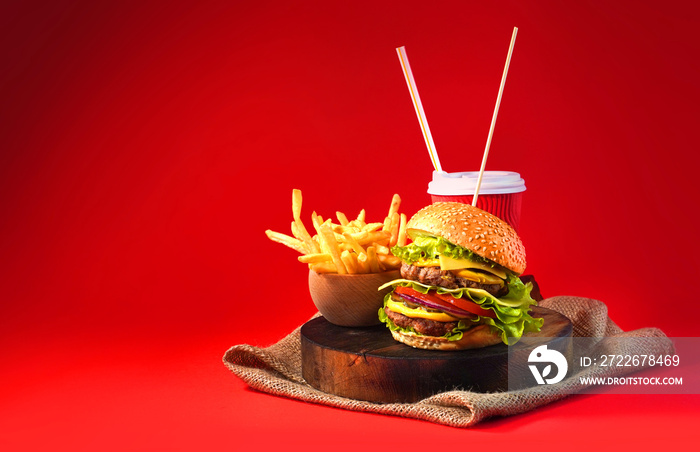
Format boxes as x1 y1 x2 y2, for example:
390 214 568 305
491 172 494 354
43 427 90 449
396 46 443 172
473 27 518 207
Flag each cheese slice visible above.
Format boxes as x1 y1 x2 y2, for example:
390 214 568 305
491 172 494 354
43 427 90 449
386 299 459 322
453 268 505 285
438 254 507 279
413 258 439 267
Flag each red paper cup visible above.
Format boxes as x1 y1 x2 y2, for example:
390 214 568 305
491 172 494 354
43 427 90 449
428 171 526 232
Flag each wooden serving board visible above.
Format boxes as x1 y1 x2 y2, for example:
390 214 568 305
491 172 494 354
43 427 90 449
301 306 572 403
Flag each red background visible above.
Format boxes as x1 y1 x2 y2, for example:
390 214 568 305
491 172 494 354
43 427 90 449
2 0 699 449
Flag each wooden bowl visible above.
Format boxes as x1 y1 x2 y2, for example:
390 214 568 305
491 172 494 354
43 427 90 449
308 270 401 327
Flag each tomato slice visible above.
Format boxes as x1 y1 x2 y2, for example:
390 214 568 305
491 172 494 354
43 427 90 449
394 286 496 319
432 291 497 318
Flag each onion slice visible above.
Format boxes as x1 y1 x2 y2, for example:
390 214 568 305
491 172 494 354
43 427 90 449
395 292 475 319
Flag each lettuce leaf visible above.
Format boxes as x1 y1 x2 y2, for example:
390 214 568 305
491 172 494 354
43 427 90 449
390 235 496 267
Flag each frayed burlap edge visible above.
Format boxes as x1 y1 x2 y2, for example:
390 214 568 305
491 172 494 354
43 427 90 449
222 296 672 427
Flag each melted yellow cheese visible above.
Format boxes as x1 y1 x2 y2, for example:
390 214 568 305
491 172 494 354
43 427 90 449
386 299 458 322
453 268 505 285
413 258 439 267
438 254 507 279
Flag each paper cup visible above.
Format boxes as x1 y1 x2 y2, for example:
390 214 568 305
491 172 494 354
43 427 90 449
428 171 526 232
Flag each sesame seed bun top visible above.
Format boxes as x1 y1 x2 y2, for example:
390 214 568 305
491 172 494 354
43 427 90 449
405 202 527 275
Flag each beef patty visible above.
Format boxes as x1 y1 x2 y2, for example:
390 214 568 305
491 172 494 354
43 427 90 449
400 262 508 298
384 292 480 336
384 305 460 337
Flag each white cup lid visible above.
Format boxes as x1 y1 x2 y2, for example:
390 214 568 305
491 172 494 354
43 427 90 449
427 171 526 195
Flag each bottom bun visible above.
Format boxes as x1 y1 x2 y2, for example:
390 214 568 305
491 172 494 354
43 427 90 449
390 325 502 351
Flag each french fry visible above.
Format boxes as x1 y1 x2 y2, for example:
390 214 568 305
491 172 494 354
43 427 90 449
343 220 362 232
397 213 408 246
331 223 348 235
389 211 400 247
337 242 352 252
291 190 320 254
318 223 347 274
342 232 366 255
296 221 318 253
387 194 401 223
292 189 303 221
265 230 307 254
310 261 337 273
378 254 402 269
311 211 322 230
382 215 392 232
336 211 349 226
298 253 332 264
316 235 329 254
311 216 327 235
347 230 368 242
356 252 370 274
366 246 381 273
372 242 391 255
362 222 383 232
356 209 366 223
355 230 391 246
340 250 358 274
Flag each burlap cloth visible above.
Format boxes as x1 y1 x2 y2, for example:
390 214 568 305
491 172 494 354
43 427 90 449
223 296 672 427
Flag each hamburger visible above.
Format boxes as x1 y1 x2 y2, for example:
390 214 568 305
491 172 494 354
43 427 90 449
378 202 543 350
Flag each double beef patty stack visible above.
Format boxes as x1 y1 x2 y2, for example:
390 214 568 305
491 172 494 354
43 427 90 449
378 202 543 351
